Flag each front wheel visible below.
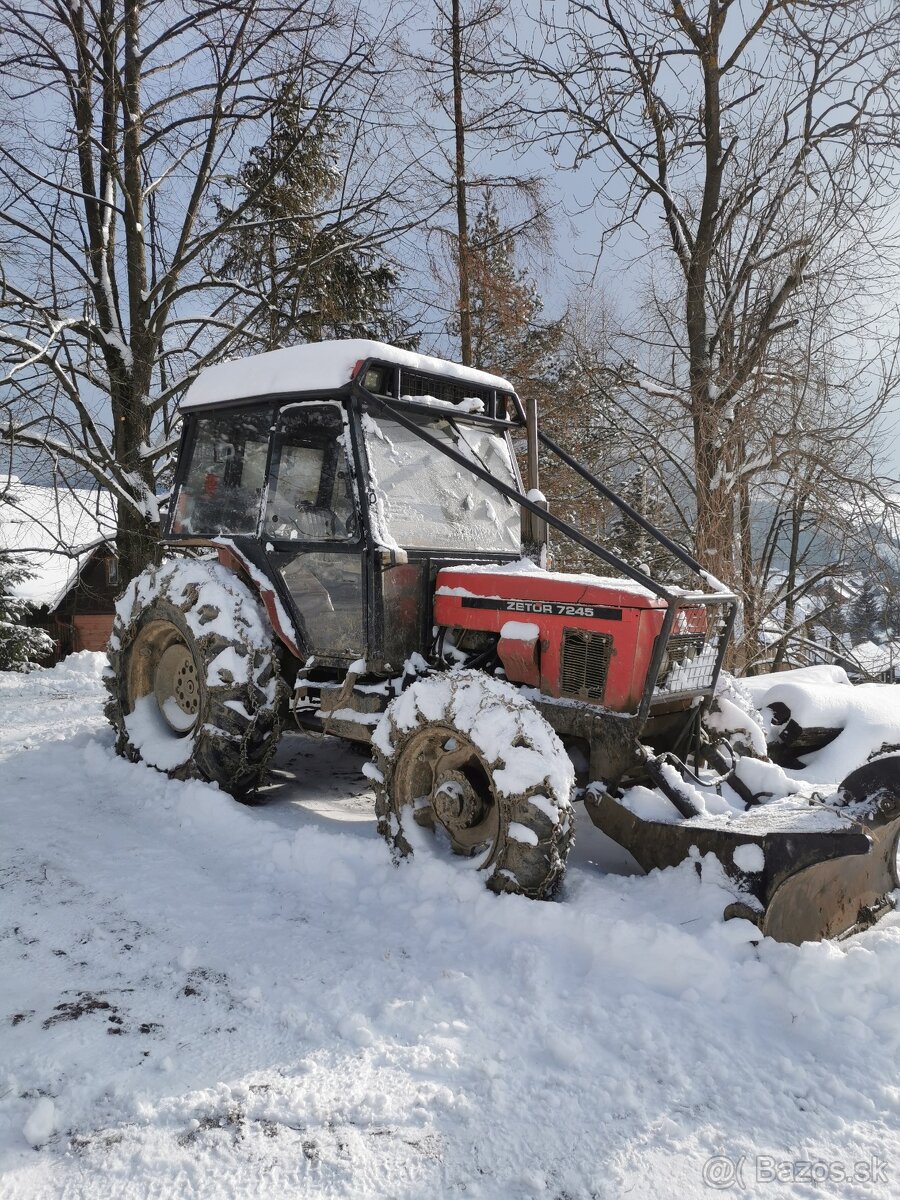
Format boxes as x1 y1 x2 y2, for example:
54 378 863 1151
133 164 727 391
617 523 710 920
105 557 283 798
372 670 575 898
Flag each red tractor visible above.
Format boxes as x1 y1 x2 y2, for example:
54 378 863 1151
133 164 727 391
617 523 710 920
106 339 900 943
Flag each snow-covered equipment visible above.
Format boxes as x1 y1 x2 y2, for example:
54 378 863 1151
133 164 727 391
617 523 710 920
105 339 900 943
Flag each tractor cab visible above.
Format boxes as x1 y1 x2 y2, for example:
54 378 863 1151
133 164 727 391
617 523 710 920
167 340 531 674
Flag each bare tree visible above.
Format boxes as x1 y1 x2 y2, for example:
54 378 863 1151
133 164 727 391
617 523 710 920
519 0 900 583
0 0 422 580
529 269 900 669
410 0 548 358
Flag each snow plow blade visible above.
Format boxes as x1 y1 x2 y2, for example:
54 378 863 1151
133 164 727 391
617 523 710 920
584 757 900 944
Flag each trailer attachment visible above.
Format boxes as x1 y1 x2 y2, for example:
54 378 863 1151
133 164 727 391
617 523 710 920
585 754 900 944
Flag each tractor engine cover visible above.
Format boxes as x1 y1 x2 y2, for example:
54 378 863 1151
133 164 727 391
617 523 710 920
435 564 705 713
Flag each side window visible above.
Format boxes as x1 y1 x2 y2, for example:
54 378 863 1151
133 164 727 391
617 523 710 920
265 403 358 542
278 551 364 657
172 408 271 536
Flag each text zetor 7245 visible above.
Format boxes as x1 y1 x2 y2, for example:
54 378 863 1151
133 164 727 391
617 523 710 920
105 339 900 944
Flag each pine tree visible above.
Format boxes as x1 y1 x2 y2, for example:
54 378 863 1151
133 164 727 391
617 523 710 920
215 81 411 351
848 579 885 645
464 192 561 381
0 559 54 671
605 474 685 584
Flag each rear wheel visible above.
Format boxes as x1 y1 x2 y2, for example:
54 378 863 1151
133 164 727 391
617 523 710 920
373 670 575 898
105 557 283 798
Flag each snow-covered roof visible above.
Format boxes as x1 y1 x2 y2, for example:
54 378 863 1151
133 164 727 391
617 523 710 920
181 339 515 410
847 640 900 677
0 479 116 609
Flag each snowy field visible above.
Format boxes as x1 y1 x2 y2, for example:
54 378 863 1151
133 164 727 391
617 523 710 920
2 655 900 1198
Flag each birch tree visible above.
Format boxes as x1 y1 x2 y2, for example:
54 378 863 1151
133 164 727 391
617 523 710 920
0 0 418 580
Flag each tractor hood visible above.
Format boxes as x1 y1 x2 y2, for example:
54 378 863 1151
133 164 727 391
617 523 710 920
434 560 668 617
433 560 707 711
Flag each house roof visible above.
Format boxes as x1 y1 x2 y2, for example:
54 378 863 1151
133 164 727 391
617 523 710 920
180 339 515 410
848 640 900 677
0 479 116 610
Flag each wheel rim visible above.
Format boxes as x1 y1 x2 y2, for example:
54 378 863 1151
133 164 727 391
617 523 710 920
392 724 502 867
154 643 200 732
128 620 201 735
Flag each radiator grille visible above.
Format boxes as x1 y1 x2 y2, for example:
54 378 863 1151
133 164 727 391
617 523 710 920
667 634 705 666
560 629 612 701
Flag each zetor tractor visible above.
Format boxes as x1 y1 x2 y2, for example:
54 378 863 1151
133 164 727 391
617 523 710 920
106 339 900 944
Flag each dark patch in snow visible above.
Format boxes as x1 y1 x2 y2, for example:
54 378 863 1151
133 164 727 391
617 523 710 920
42 992 117 1028
177 1105 246 1147
69 1131 124 1155
181 966 227 999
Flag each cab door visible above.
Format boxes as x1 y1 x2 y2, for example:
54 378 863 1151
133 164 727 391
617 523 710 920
264 401 367 665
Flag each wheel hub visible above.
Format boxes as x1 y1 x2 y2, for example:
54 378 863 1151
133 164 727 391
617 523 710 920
432 769 484 831
393 726 501 863
153 642 200 732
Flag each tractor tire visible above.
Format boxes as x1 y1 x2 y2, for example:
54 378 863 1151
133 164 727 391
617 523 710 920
105 557 283 799
372 669 575 899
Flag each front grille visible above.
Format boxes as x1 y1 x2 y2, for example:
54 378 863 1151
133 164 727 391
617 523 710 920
667 634 705 666
560 629 612 701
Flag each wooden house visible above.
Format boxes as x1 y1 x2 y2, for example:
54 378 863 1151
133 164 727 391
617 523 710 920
0 480 118 660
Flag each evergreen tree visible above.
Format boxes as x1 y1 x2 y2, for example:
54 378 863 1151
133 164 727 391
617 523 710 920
216 81 411 351
0 558 54 671
848 579 885 645
463 192 561 381
605 473 685 584
882 582 900 641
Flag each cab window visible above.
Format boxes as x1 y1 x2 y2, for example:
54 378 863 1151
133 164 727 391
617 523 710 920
171 408 271 536
265 404 358 542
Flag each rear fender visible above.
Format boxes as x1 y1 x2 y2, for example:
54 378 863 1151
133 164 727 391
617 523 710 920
213 539 303 661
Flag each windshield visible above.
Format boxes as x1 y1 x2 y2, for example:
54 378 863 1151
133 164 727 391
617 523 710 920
362 413 521 552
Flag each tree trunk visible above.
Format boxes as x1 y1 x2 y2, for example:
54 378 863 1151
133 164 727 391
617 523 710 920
771 497 804 672
116 502 162 584
451 0 472 365
737 469 754 673
114 0 161 583
691 393 731 578
681 8 731 581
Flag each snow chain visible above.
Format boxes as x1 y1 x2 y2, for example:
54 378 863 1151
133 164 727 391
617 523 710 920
236 672 288 789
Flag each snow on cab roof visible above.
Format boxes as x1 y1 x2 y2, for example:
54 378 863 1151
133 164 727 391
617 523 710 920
181 339 515 410
0 480 116 610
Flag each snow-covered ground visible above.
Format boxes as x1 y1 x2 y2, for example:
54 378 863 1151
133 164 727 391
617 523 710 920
3 655 900 1198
